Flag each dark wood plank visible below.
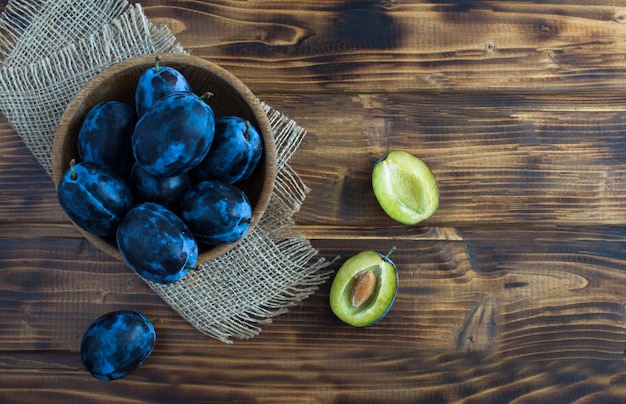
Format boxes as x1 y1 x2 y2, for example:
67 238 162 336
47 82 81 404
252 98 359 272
0 353 625 403
0 118 64 224
2 230 626 353
142 1 626 94
265 92 626 227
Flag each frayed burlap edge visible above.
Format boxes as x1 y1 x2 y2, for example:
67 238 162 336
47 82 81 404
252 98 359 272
0 0 131 65
0 0 333 343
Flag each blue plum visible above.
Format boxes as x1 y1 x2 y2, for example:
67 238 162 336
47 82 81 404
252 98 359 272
132 92 215 177
180 181 252 245
77 101 137 177
81 310 156 381
56 160 134 236
192 116 263 184
117 202 198 284
130 162 191 213
135 55 192 118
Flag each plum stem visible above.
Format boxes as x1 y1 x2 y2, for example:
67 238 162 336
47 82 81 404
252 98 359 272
69 159 78 180
186 265 199 271
239 218 252 225
155 55 160 73
244 120 251 141
384 246 397 259
200 91 214 103
147 318 161 323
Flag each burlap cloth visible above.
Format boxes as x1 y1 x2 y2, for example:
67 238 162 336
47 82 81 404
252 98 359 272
0 0 332 343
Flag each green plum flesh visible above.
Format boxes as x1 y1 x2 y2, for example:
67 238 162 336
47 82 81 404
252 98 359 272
372 150 439 225
329 248 398 327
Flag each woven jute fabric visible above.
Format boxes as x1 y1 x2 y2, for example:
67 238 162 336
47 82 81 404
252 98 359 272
0 0 331 343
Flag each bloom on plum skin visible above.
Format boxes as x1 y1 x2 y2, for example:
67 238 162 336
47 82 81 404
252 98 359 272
192 116 263 184
116 202 198 284
81 310 156 381
57 161 134 236
135 56 192 118
180 180 252 245
132 92 215 177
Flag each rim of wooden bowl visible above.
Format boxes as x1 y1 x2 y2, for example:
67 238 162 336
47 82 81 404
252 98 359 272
52 54 277 264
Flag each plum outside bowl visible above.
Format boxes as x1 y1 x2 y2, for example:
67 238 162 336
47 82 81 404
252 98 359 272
52 54 277 263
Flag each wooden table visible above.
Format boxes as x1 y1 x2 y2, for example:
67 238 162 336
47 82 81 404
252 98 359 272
2 1 626 402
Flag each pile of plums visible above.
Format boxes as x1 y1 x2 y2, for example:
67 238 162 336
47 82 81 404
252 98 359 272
57 56 264 285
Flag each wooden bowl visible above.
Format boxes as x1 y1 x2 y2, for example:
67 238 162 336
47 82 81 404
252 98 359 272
52 54 276 264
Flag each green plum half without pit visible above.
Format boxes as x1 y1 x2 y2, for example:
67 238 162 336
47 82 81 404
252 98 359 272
372 150 439 225
329 247 398 327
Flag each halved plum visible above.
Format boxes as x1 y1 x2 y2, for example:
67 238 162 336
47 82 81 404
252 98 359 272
372 150 439 225
329 247 398 327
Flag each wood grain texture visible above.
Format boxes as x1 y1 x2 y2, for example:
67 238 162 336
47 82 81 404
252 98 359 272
2 0 626 402
265 92 626 227
141 0 626 94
